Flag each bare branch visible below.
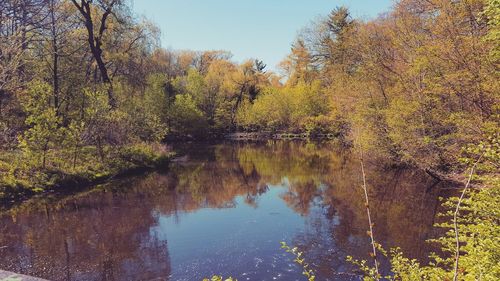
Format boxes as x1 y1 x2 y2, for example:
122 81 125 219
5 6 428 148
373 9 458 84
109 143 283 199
359 149 380 280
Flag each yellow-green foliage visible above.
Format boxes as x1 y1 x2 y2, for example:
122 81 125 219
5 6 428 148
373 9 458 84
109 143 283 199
484 0 500 61
349 184 499 281
169 94 208 137
236 81 339 134
280 242 316 281
0 142 171 199
203 276 236 281
349 131 500 280
1 82 172 199
17 81 65 168
123 75 169 142
279 0 500 170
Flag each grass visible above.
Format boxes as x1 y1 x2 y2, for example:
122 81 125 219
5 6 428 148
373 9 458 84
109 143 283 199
0 142 173 201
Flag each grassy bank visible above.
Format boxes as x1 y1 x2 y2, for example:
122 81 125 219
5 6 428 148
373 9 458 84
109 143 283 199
0 142 173 202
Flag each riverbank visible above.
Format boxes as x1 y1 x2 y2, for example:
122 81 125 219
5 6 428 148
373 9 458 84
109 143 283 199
225 132 343 141
225 134 476 185
173 133 477 185
0 142 173 204
166 131 349 143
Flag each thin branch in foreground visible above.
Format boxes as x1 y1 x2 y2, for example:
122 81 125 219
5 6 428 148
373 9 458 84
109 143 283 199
359 149 380 280
452 154 483 281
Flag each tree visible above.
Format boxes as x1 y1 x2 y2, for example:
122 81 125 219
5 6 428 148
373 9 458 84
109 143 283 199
0 0 48 115
40 0 83 116
279 39 316 85
18 82 63 168
236 80 332 133
484 0 500 62
169 94 208 138
70 0 123 108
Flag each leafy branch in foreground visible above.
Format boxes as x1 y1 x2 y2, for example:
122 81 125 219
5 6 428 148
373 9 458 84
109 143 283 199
348 130 500 280
202 276 236 281
280 241 316 281
451 154 483 281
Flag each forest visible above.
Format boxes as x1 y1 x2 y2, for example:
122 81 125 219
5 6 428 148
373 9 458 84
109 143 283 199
0 0 499 280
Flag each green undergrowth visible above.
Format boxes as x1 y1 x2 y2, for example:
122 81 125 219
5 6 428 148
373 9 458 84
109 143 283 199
0 142 173 201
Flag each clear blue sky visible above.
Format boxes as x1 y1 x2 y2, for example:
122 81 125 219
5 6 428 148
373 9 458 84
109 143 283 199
132 0 394 71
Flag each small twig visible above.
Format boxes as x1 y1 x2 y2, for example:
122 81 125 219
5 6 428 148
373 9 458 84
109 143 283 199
452 154 483 281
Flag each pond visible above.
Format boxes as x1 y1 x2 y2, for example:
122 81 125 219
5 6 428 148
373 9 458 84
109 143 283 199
0 141 454 281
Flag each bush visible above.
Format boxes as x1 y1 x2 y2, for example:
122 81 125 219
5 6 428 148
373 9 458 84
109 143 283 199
301 115 349 137
236 81 333 134
169 94 209 138
118 142 170 167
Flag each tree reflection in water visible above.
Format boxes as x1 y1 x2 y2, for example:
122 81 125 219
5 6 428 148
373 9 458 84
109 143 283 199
0 141 454 280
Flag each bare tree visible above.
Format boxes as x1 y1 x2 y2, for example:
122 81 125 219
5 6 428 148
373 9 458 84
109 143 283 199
0 0 49 115
70 0 122 108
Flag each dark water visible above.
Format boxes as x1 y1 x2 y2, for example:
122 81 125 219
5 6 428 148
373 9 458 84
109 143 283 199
0 141 454 281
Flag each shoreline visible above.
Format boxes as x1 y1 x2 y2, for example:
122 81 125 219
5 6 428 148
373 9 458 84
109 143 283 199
0 152 172 208
1 137 473 209
225 132 342 141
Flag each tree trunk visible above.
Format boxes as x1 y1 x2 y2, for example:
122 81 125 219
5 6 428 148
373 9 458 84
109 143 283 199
42 140 49 169
49 0 60 114
84 14 116 108
73 143 79 169
71 0 117 108
0 90 3 117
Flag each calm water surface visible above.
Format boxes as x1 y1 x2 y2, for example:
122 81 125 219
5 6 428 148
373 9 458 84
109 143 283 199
0 141 453 280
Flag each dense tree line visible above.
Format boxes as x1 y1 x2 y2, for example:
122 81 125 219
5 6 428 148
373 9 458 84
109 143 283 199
2 0 496 176
0 0 498 177
269 0 498 172
0 0 172 196
0 0 280 146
